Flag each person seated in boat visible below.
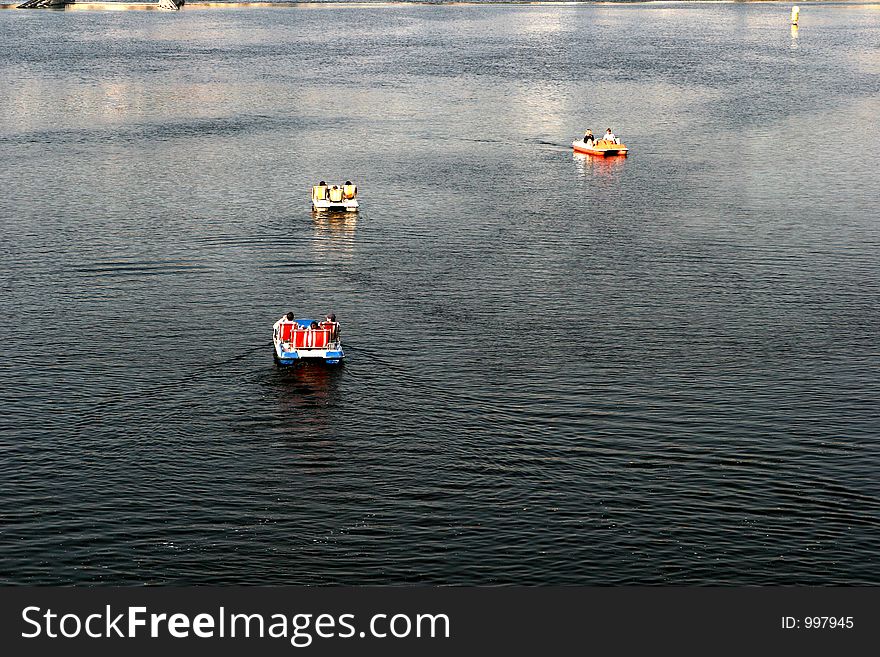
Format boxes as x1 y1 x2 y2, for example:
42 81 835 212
342 180 357 200
304 320 321 347
278 311 296 349
321 313 339 341
583 129 595 146
313 181 328 201
604 128 619 145
328 185 344 203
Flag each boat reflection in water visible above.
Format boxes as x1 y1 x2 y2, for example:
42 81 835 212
312 210 357 236
271 362 342 439
275 361 341 410
572 151 626 179
268 362 344 466
311 210 358 258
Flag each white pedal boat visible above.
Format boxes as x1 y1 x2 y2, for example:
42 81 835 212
311 182 359 212
312 198 359 212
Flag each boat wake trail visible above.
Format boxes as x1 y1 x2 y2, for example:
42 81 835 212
531 138 572 151
207 343 272 370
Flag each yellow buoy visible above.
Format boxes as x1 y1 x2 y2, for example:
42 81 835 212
791 6 800 26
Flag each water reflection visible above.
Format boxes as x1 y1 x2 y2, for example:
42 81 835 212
791 24 799 49
269 363 344 471
311 211 358 258
516 8 564 35
312 211 358 237
572 152 627 180
274 361 341 413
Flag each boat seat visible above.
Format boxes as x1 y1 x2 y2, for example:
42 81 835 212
279 322 332 348
291 329 330 349
279 323 297 342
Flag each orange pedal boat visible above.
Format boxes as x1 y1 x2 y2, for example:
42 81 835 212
572 138 628 157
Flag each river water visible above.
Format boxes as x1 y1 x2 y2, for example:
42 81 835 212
1 3 878 584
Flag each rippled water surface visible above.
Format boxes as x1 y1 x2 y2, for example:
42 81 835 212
1 3 879 584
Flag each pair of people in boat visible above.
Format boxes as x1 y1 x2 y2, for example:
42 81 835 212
583 128 620 146
313 181 357 203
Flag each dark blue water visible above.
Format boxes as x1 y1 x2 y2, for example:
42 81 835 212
1 3 878 584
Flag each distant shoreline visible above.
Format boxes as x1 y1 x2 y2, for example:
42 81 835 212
1 0 873 10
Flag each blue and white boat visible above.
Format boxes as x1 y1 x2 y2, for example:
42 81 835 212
272 313 344 365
